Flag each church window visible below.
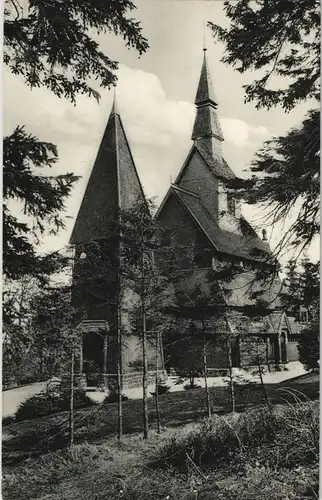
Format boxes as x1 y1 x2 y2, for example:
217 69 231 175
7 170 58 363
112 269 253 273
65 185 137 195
227 193 236 216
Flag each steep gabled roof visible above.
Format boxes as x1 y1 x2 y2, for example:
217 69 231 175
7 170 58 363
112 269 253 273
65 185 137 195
195 141 236 180
70 102 145 245
174 144 236 188
171 185 271 262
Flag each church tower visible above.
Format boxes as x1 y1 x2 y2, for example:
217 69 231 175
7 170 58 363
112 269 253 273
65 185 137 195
70 97 166 388
156 48 298 370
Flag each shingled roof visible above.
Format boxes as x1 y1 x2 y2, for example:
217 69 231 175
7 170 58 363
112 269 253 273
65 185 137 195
171 185 271 262
70 101 145 245
192 49 224 142
195 49 218 107
195 141 236 180
169 267 285 319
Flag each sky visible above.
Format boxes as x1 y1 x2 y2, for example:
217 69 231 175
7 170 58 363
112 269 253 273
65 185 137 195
4 0 319 267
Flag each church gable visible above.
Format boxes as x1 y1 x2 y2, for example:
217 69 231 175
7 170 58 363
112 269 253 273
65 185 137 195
157 188 213 268
169 185 271 263
177 148 219 217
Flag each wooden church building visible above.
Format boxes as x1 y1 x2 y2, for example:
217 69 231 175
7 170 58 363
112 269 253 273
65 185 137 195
70 49 302 388
155 48 302 371
69 98 166 389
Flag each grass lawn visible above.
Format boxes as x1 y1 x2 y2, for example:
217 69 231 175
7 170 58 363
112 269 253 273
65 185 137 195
2 375 319 465
2 399 319 500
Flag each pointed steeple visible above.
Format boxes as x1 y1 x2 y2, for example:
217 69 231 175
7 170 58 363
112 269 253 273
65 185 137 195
195 48 218 107
191 48 224 143
70 99 145 244
110 88 120 116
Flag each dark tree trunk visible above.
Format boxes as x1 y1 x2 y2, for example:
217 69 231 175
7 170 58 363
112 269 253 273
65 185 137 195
202 322 211 418
266 336 271 372
227 336 236 413
155 330 161 434
69 347 75 447
117 307 123 441
142 307 149 439
256 344 272 412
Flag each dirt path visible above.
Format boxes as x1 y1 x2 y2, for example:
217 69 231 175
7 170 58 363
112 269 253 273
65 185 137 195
2 362 307 417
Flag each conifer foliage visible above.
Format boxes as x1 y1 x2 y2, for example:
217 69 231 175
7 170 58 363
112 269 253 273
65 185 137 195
3 0 148 304
209 0 320 255
3 127 78 282
4 0 149 102
281 258 320 370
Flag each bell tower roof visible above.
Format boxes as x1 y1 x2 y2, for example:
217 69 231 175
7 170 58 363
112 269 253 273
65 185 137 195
195 48 218 106
70 99 145 245
191 48 224 142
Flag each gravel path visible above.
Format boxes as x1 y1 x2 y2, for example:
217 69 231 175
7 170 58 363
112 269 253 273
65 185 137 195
2 362 307 416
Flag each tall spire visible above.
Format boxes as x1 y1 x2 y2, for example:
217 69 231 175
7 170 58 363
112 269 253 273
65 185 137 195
70 98 145 244
191 48 224 143
111 87 120 116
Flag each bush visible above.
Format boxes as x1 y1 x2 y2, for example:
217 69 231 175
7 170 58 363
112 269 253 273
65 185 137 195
2 415 15 426
150 384 170 397
150 401 319 470
297 319 320 370
19 375 38 385
183 383 200 390
128 359 156 371
14 384 95 423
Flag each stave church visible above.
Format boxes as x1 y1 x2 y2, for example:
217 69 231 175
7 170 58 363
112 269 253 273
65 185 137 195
69 48 303 389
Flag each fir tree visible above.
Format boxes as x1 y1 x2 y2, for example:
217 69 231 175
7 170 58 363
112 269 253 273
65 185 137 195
209 0 320 256
4 0 148 308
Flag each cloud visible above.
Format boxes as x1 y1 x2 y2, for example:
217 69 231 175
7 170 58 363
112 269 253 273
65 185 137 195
3 63 273 254
221 118 269 148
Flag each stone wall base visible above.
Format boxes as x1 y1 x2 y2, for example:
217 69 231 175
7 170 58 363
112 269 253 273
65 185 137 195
84 370 168 391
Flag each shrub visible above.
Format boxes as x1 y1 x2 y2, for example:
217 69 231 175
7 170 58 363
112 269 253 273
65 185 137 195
128 359 155 371
14 384 95 422
2 415 15 426
183 383 200 390
19 375 38 385
297 319 320 371
150 384 170 397
150 401 319 470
